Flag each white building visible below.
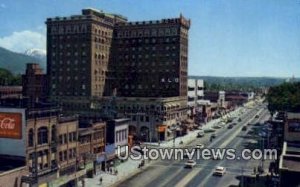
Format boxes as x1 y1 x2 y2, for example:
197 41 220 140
187 79 205 117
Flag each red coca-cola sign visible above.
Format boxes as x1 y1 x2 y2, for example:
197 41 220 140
0 112 22 139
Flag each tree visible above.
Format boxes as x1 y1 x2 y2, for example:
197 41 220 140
0 68 22 85
267 82 300 113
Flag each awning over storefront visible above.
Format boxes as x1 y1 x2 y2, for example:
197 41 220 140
164 104 172 108
157 125 167 132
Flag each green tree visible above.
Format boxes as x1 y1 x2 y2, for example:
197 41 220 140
267 82 300 113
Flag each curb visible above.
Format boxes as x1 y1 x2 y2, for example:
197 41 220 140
109 166 148 187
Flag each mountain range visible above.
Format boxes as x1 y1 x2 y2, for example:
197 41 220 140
0 47 46 74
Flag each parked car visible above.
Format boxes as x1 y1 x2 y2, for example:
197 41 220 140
227 124 233 129
255 115 259 118
204 128 216 133
213 166 226 176
242 126 247 131
197 130 205 138
238 118 242 122
185 160 196 168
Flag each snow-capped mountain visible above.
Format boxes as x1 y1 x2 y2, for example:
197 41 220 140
24 48 46 62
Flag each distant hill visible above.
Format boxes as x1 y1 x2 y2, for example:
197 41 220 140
0 47 46 74
189 75 289 91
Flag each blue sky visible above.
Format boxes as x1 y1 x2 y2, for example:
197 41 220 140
0 0 299 77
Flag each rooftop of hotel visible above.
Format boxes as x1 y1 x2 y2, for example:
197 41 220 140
46 8 127 22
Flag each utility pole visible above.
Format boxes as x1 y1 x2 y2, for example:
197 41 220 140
241 166 244 187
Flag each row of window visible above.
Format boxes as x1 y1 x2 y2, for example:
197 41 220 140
58 132 77 145
123 84 177 90
115 129 128 143
118 37 178 45
51 43 86 48
59 148 76 162
28 127 50 146
52 51 87 57
50 24 88 34
116 27 178 38
93 26 112 37
51 59 87 65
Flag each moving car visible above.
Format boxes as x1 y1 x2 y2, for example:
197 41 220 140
212 125 221 129
255 115 259 118
197 131 205 138
211 133 216 138
196 144 204 149
213 166 226 176
204 128 216 133
185 160 196 168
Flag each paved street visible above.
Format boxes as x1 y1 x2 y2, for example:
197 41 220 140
116 103 273 187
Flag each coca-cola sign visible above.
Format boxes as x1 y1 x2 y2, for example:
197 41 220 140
0 112 22 139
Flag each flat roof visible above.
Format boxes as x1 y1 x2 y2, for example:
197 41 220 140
282 156 300 172
0 155 26 173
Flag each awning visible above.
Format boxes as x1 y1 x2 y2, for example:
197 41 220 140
164 104 172 108
157 125 167 132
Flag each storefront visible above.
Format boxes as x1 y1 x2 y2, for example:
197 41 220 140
48 169 86 187
157 125 167 141
95 154 106 173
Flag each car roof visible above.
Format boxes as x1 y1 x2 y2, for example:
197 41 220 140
216 166 224 170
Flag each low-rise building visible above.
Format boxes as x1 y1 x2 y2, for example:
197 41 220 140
279 112 300 187
0 86 22 99
78 120 106 177
22 63 48 106
107 118 129 157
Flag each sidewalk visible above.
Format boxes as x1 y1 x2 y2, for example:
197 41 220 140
78 158 141 187
78 107 243 187
143 107 243 148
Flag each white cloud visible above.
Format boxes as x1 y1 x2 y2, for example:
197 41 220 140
0 30 46 53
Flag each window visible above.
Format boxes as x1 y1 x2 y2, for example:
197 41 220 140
64 150 67 161
72 132 77 141
69 149 72 159
59 135 63 144
59 152 63 161
37 127 48 144
69 133 72 142
64 134 67 144
51 125 56 142
28 129 34 147
72 148 76 158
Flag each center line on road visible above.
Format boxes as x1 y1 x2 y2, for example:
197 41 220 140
174 168 202 187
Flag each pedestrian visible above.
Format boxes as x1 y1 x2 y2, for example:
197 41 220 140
99 177 103 185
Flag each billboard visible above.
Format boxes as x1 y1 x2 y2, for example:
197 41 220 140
0 112 22 139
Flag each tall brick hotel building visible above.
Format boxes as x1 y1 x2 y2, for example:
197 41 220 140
46 8 190 141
